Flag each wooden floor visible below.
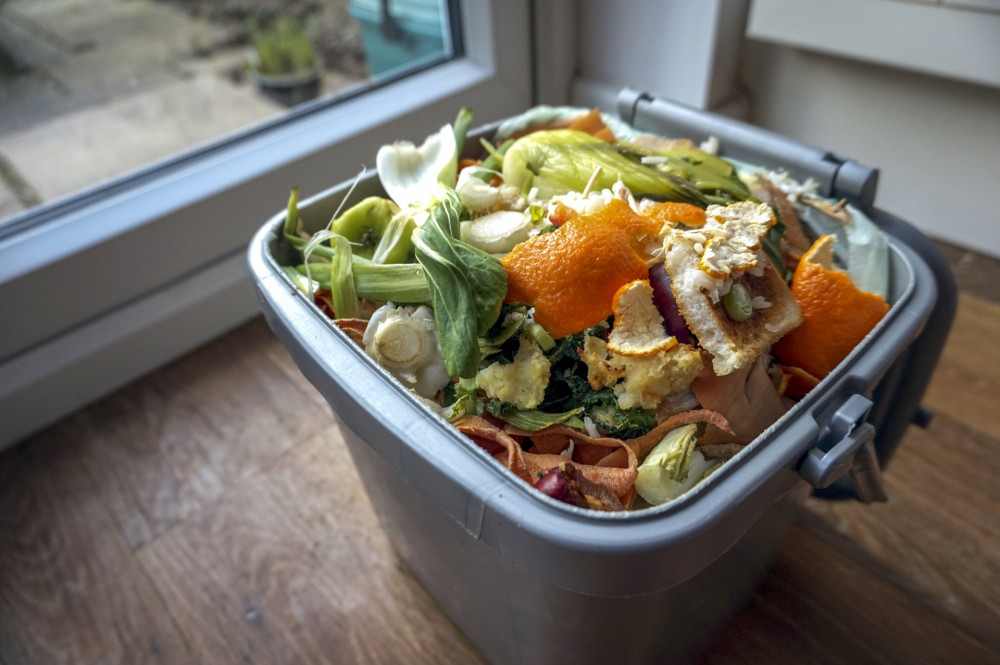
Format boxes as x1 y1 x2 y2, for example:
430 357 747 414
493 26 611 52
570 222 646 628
2 240 999 665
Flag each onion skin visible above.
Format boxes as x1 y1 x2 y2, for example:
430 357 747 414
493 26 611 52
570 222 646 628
648 263 693 344
534 467 589 508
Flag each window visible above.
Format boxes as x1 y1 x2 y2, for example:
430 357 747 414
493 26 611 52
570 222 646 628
0 0 533 447
0 0 460 229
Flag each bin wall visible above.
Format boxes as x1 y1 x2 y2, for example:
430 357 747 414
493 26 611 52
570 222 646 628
336 415 788 665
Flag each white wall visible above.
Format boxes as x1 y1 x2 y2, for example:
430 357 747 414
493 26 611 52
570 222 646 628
566 1 1000 259
570 0 750 116
739 41 1000 258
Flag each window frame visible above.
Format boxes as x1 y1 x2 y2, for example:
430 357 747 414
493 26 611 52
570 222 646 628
0 0 534 448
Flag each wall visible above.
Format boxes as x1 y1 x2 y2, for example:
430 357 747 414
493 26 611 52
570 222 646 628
569 0 750 116
738 39 1000 258
565 2 1000 258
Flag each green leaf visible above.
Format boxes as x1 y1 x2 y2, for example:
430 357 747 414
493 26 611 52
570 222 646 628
473 138 513 183
453 107 474 158
413 232 481 378
249 15 316 75
451 241 507 335
486 401 585 432
442 377 483 420
430 187 464 239
502 129 707 204
282 265 316 294
480 304 528 347
413 191 507 378
370 212 416 264
283 186 300 240
616 143 749 203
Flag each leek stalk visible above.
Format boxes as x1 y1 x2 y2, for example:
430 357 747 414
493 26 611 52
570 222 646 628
294 262 431 303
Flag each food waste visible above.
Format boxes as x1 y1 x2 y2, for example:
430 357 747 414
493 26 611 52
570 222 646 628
279 106 890 511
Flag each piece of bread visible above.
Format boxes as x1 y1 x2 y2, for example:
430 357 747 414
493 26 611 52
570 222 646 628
663 202 803 376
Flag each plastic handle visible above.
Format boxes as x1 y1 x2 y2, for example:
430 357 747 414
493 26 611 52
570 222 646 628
799 394 888 503
617 88 879 207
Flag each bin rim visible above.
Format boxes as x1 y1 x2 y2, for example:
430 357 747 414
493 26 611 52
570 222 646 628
248 198 933 574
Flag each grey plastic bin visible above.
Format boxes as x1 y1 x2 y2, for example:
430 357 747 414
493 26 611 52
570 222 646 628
247 90 955 665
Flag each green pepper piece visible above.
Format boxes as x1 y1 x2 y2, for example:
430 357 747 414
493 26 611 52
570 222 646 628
329 196 402 260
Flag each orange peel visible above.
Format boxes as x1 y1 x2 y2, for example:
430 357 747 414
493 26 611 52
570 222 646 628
772 234 889 379
775 363 821 400
641 201 707 229
606 280 678 358
502 199 655 339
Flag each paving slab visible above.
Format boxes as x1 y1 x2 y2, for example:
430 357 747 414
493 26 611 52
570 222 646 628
1 0 234 133
0 0 363 214
2 72 283 202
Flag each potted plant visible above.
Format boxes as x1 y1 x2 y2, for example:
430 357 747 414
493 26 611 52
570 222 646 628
246 14 322 107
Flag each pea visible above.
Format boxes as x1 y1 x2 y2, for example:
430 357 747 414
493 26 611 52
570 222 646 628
723 283 753 322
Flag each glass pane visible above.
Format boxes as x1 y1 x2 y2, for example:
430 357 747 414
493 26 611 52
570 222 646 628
0 0 455 226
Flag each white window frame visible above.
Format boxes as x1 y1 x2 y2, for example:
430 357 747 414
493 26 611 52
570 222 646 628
0 0 534 448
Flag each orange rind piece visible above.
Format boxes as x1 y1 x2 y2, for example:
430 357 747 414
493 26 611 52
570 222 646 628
606 280 678 358
566 107 616 141
548 202 579 226
772 235 889 380
641 201 707 229
775 363 820 399
502 200 655 339
597 199 666 242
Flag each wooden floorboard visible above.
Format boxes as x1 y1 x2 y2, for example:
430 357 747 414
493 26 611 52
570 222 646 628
60 319 336 549
136 428 484 665
922 293 1000 438
702 521 998 665
1 255 999 663
0 433 194 664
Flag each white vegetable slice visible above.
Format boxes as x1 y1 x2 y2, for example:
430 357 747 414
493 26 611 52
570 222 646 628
460 210 534 254
635 424 714 505
376 124 458 210
363 303 450 399
455 166 499 213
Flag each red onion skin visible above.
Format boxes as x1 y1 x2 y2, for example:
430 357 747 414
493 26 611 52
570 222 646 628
535 467 588 507
648 263 693 345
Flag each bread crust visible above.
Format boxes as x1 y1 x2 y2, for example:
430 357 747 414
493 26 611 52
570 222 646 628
666 237 802 375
